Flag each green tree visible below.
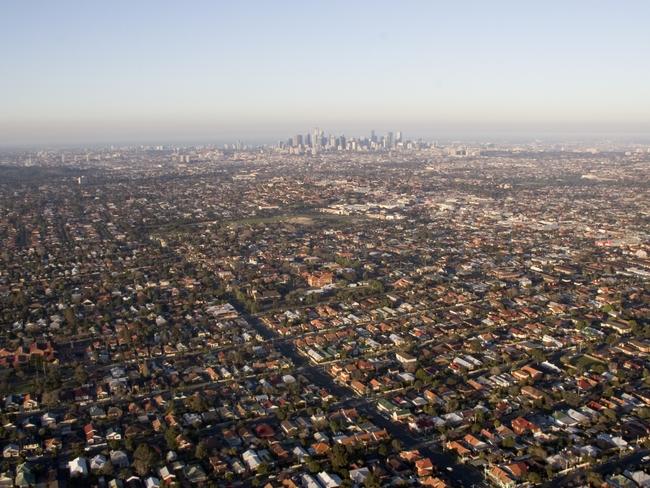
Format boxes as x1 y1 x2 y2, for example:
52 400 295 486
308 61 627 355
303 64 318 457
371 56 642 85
364 471 381 488
164 428 179 450
391 439 402 452
73 365 88 385
330 444 348 471
307 460 321 473
133 443 159 476
195 442 208 460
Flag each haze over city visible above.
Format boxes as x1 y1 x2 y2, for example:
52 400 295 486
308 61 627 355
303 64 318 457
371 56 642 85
2 0 650 146
1 3 649 488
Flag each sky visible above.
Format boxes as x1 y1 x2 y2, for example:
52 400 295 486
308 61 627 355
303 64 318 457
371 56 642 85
1 0 650 146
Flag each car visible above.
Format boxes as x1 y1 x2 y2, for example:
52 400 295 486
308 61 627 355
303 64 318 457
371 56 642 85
446 466 453 472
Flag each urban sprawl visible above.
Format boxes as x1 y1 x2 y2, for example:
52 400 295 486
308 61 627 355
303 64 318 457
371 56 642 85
0 133 649 488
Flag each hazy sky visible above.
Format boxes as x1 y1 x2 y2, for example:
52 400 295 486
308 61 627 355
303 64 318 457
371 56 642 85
2 0 650 145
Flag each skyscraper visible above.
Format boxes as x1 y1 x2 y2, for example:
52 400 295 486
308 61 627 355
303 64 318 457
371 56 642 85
312 127 320 155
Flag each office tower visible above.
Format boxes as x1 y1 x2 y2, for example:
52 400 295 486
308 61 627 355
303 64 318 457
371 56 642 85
396 131 402 143
371 130 377 143
312 128 320 155
387 131 394 149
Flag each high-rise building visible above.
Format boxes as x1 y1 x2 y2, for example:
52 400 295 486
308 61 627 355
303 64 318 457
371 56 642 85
312 128 320 155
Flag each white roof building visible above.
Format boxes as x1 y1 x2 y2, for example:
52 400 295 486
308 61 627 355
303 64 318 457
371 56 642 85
69 457 88 477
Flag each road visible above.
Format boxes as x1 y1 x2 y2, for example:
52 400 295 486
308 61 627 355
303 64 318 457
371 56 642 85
543 448 650 487
242 309 487 488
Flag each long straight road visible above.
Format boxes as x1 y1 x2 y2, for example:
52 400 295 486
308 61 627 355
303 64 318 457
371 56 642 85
242 309 486 488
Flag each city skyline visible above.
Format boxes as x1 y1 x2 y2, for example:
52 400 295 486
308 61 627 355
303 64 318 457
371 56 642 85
1 3 649 486
2 0 650 146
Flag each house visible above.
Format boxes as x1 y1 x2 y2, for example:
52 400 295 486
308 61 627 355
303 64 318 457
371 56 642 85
106 427 122 441
175 434 192 450
242 449 262 471
109 474 124 488
41 412 57 427
281 420 297 436
349 467 370 484
209 456 228 475
293 446 310 462
2 444 19 458
305 271 334 288
421 477 449 488
521 386 544 401
504 462 528 480
22 394 38 411
463 434 487 451
301 474 322 488
446 441 471 459
317 471 342 488
69 457 88 477
184 465 207 484
415 458 435 477
351 380 367 395
84 423 102 444
14 463 35 488
110 450 130 468
487 466 516 488
90 454 108 472
0 472 13 487
44 438 62 453
89 405 106 418
125 475 142 488
396 351 417 366
144 477 161 488
311 442 331 456
511 417 540 435
158 466 175 485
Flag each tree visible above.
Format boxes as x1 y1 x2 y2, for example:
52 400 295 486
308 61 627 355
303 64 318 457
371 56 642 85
330 444 348 471
364 471 381 488
101 461 115 476
501 437 515 449
186 394 208 413
73 365 88 385
391 439 402 452
41 389 60 407
133 443 159 476
586 471 603 486
307 459 321 473
545 465 554 480
195 442 208 460
164 428 179 450
527 471 541 484
415 368 430 383
377 444 388 457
